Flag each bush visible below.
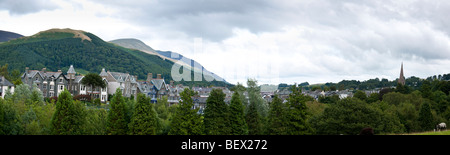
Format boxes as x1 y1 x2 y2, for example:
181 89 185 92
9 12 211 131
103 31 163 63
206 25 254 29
73 95 91 102
93 98 101 106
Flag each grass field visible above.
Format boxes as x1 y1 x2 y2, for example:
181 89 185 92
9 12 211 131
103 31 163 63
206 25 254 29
399 130 450 135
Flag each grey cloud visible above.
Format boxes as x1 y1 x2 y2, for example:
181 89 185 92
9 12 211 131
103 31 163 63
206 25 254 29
0 0 59 15
88 0 450 82
93 0 284 41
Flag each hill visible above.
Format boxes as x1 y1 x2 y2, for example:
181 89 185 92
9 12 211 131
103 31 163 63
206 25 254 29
109 38 227 85
0 30 24 42
0 28 231 87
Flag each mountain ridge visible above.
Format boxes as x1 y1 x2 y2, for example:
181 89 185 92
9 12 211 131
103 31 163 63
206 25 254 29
0 30 24 42
109 38 226 83
0 28 232 87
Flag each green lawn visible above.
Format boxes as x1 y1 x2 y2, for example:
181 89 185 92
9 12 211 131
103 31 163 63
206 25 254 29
411 130 450 135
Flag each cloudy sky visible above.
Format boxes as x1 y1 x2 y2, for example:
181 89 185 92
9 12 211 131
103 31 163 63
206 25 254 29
1 0 450 85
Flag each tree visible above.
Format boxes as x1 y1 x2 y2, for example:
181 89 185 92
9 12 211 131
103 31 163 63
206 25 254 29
396 83 411 94
106 88 128 135
0 64 11 81
155 96 172 135
396 102 420 133
169 88 203 135
353 90 367 101
379 88 392 101
246 79 269 133
203 89 230 135
285 84 314 135
129 93 161 135
30 83 44 105
0 99 5 135
267 95 288 135
420 80 432 99
81 73 106 99
0 98 23 135
228 91 248 135
245 97 263 135
51 89 84 135
366 93 380 103
418 101 434 131
311 98 387 135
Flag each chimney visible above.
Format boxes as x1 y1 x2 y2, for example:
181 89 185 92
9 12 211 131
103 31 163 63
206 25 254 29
134 75 138 81
170 80 174 86
157 74 161 79
42 68 47 73
57 70 62 73
25 67 29 74
147 73 153 82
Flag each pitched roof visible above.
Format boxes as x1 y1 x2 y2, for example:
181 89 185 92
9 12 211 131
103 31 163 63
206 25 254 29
0 76 14 86
151 79 166 91
109 72 128 82
23 70 42 79
75 75 84 83
67 65 76 74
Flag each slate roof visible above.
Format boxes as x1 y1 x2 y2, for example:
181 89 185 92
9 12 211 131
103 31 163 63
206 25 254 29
23 70 42 79
0 76 14 86
151 79 165 90
108 72 137 83
75 75 84 83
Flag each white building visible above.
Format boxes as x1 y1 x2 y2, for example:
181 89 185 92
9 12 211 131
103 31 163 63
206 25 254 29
0 76 14 99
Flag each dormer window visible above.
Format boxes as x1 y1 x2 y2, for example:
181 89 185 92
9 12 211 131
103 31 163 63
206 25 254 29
35 77 38 81
59 77 63 83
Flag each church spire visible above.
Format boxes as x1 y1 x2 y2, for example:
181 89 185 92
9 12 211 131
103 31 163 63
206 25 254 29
398 62 405 85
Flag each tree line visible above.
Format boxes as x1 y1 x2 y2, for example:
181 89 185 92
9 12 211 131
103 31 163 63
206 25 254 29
1 78 450 135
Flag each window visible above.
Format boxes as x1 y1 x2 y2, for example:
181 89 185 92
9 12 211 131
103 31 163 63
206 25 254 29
43 84 47 89
59 78 63 83
35 77 38 81
59 85 64 91
101 95 106 101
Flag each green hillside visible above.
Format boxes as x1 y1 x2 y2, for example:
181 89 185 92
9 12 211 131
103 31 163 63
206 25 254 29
0 28 231 87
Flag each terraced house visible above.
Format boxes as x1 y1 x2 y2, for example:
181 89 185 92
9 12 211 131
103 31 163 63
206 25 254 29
21 67 69 98
21 65 109 102
20 65 175 103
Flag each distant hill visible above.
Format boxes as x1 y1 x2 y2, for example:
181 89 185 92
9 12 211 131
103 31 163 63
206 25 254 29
110 38 227 85
110 38 156 54
0 28 232 87
0 30 24 42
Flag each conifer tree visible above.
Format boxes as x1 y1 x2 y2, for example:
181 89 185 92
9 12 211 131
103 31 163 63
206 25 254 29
0 99 4 135
106 88 128 135
204 89 230 135
246 98 263 135
286 84 314 135
169 88 203 135
129 93 161 135
267 95 287 135
51 89 84 135
418 101 434 131
229 91 248 135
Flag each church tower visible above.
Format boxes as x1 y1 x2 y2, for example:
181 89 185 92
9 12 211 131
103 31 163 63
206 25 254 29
398 62 405 86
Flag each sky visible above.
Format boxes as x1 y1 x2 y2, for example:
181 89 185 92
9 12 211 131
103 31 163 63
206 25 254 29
1 0 450 86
